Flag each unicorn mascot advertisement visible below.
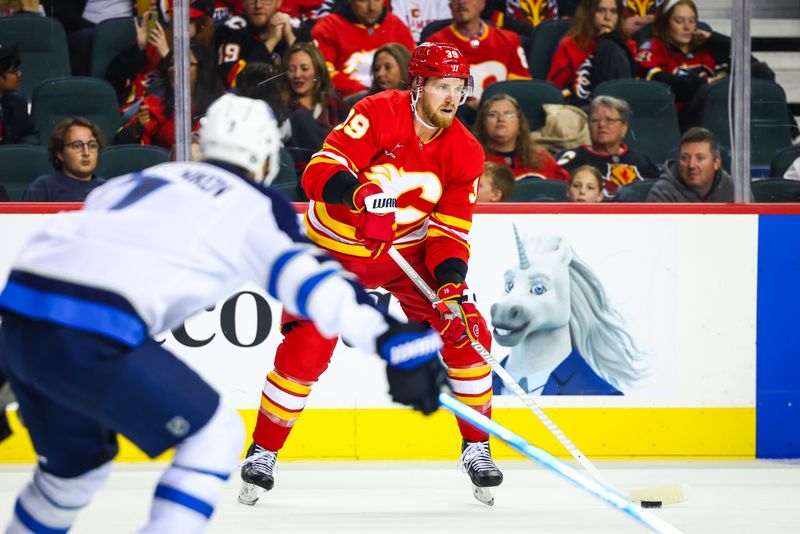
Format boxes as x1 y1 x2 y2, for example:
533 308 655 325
489 226 647 396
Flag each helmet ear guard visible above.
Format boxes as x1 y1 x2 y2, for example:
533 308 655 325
200 94 282 185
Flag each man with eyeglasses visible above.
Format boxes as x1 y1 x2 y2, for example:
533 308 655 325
240 42 504 508
22 118 107 202
0 43 36 146
556 94 658 199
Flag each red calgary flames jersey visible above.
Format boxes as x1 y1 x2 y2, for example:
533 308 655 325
623 0 662 17
311 12 415 97
635 38 718 80
425 24 531 99
302 90 484 274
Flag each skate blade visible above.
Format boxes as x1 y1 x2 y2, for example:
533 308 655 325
238 482 260 506
472 484 494 507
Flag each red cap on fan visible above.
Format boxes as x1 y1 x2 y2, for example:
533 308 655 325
408 42 471 81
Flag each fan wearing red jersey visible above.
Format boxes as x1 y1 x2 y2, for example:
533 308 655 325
240 42 503 508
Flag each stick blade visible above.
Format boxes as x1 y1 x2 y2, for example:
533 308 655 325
628 484 686 507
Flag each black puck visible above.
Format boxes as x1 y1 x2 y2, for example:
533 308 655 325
640 501 662 508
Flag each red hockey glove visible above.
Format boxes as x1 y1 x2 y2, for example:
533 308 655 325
433 282 482 349
353 182 397 259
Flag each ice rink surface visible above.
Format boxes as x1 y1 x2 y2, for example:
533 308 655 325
1 460 799 533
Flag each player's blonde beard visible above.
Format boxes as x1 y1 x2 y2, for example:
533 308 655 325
419 97 456 129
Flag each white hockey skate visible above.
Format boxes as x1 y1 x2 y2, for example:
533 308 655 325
238 442 278 506
459 439 503 506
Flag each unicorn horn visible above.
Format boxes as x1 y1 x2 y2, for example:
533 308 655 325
513 224 530 269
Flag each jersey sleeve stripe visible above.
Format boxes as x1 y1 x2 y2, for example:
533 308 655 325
267 248 305 299
296 268 339 318
431 211 472 231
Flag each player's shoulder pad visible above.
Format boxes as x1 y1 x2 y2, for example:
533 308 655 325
250 181 308 244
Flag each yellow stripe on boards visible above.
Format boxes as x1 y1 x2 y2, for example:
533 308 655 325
0 407 755 463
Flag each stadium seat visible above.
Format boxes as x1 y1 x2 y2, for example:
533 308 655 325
508 178 568 202
527 18 571 80
31 76 122 145
0 145 52 201
700 78 794 169
594 79 681 164
272 147 299 188
419 19 451 44
90 17 136 79
94 144 170 179
769 145 800 178
614 179 659 202
0 15 71 100
751 179 800 203
481 79 564 130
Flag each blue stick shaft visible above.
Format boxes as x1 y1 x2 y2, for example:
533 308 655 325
438 393 683 534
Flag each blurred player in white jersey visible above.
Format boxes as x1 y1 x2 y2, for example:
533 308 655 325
0 94 444 534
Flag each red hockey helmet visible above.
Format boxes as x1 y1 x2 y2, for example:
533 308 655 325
408 42 471 81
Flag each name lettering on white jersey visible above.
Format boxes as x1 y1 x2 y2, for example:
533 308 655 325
179 169 232 197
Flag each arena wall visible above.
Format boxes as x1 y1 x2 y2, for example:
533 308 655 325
1 204 797 462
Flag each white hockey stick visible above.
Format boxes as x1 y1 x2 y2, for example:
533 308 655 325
438 393 684 534
387 246 607 482
387 246 685 506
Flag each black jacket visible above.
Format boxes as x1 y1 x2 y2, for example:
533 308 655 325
0 92 37 145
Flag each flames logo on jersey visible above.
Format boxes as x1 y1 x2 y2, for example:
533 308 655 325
624 0 662 17
574 56 593 102
513 0 559 27
606 164 641 189
363 164 443 225
343 49 377 88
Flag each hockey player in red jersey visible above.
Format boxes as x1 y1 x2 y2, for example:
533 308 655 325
240 41 503 507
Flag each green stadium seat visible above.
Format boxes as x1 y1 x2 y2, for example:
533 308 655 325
508 178 568 202
272 147 299 188
614 179 659 202
527 19 571 80
770 145 800 178
751 179 800 203
90 17 137 79
94 144 170 179
0 15 71 101
31 76 122 146
0 145 52 201
594 79 680 164
481 79 564 130
700 78 794 169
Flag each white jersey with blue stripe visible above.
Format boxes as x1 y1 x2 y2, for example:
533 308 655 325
0 161 390 351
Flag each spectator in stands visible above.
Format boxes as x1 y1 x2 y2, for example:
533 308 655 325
646 127 748 202
547 0 637 106
635 0 775 132
566 165 604 202
784 157 800 181
107 1 216 110
235 62 293 142
473 94 569 181
23 117 106 202
556 95 658 199
42 0 133 76
115 43 225 149
344 42 411 110
392 0 450 43
215 0 296 88
424 0 530 105
620 0 656 36
281 41 342 173
477 161 515 202
0 44 36 145
311 0 415 97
